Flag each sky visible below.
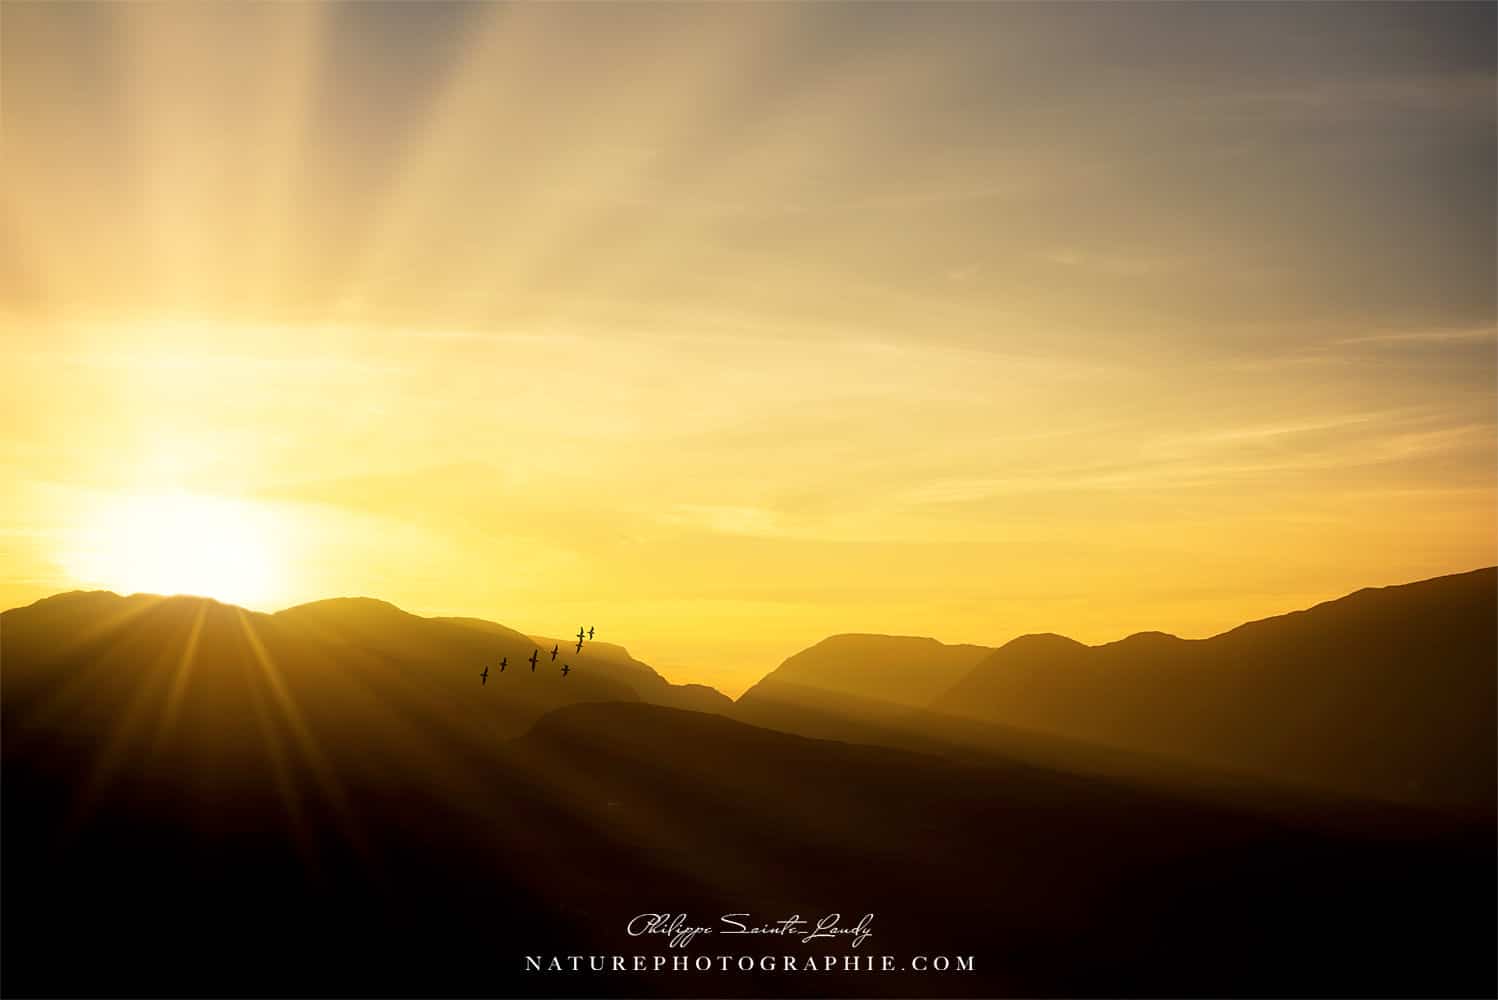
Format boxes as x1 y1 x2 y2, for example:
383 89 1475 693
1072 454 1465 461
2 2 1494 695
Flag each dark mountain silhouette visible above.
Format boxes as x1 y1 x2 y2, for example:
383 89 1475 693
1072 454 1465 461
735 634 990 737
3 581 1494 996
521 631 734 716
723 636 1164 793
287 594 726 728
929 568 1497 814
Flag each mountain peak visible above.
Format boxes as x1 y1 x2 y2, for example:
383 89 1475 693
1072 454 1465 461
738 631 994 720
995 632 1089 655
1107 630 1185 648
933 567 1497 811
276 596 414 619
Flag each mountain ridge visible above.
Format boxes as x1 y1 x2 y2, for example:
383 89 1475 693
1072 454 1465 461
3 572 1494 995
9 567 1494 812
931 566 1497 812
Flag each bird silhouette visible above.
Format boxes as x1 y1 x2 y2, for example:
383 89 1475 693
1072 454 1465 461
499 656 507 673
560 663 571 678
588 626 595 639
479 665 489 686
550 644 559 661
576 627 585 643
528 649 539 671
574 637 583 654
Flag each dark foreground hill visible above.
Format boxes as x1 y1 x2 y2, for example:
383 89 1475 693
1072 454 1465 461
932 568 1498 813
3 591 1493 997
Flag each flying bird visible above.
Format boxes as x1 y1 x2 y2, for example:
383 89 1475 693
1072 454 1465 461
560 663 571 678
576 627 585 642
550 644 559 661
588 626 595 639
574 638 583 654
499 657 507 673
528 649 539 671
479 665 489 686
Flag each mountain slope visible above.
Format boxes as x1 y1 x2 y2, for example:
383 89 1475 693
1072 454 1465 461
932 568 1498 812
5 680 1491 996
3 588 1493 996
1 591 729 745
735 633 990 736
521 632 734 716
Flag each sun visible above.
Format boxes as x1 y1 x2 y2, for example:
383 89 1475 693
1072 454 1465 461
65 491 283 609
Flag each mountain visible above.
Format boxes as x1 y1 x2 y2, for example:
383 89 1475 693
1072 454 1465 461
3 587 1493 996
5 688 1491 996
931 568 1498 813
520 631 733 716
1 591 728 746
734 634 990 738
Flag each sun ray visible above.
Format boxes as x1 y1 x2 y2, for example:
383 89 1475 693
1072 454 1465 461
234 608 375 865
60 599 199 838
123 3 205 313
242 647 319 871
8 594 164 746
522 22 984 339
339 2 519 309
419 6 804 328
152 598 208 756
248 2 330 310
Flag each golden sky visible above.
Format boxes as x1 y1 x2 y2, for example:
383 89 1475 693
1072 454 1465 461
3 3 1494 694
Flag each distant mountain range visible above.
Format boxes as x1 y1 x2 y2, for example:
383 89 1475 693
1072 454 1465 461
741 633 992 709
731 634 991 757
744 568 1497 814
7 567 1494 815
2 569 1494 996
934 568 1496 811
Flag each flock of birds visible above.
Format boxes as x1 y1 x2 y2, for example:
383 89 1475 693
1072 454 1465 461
480 625 594 686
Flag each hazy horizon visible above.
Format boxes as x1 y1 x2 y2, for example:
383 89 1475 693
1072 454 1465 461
3 2 1494 694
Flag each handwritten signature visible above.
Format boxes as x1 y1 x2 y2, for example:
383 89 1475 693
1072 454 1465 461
626 912 874 949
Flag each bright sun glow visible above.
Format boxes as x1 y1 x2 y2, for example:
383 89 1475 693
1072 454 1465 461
66 491 283 609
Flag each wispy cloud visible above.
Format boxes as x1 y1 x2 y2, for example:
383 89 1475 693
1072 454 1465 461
1330 326 1498 348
